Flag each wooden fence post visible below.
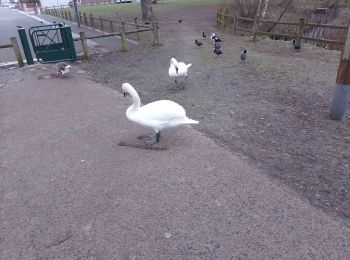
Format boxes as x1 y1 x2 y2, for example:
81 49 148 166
79 32 89 59
296 17 305 47
120 20 127 52
134 18 140 41
10 37 24 68
233 16 238 35
152 21 160 45
329 25 350 120
252 15 259 42
99 16 104 30
89 14 94 27
110 21 114 32
223 9 228 30
216 12 220 28
84 13 88 25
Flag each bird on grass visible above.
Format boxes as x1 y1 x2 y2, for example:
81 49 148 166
202 32 206 38
292 39 301 49
240 50 247 61
168 58 192 88
55 62 72 77
122 83 198 145
211 33 222 43
195 39 203 46
214 47 222 56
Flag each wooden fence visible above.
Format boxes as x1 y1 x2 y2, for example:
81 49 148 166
43 8 154 36
42 7 160 59
216 11 349 47
75 20 159 59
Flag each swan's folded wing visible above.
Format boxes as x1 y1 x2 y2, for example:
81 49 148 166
136 100 186 122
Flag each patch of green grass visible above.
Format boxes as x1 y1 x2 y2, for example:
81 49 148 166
71 0 218 18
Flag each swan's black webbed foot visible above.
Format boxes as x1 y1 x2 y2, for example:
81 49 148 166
145 132 160 145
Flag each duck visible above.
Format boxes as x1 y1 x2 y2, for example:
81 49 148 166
214 42 221 49
292 39 301 49
122 83 199 144
195 39 203 46
214 47 222 55
168 58 192 86
240 50 247 61
211 33 222 42
55 62 72 76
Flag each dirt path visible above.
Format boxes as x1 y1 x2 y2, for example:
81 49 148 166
81 3 350 221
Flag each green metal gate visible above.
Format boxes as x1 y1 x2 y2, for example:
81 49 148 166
29 23 77 63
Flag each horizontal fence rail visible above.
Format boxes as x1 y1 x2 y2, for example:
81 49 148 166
74 22 157 58
216 11 349 47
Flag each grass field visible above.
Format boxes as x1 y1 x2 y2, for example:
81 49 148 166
71 0 218 19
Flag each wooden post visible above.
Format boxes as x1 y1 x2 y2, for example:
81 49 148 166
233 16 238 35
83 13 87 25
68 11 72 21
110 21 114 32
99 16 104 30
152 21 160 45
89 14 94 27
134 18 140 41
252 15 258 42
216 12 220 28
79 12 82 24
79 32 89 59
10 37 24 68
329 25 350 120
222 13 226 30
120 20 127 52
223 9 228 30
296 17 305 47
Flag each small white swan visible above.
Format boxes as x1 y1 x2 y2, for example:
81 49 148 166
168 58 192 86
122 83 199 144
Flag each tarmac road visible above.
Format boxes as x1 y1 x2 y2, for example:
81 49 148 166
0 63 349 259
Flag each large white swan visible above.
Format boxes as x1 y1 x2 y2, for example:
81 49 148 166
168 58 192 86
122 83 199 144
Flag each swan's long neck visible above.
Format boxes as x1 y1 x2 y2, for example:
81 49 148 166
126 87 141 115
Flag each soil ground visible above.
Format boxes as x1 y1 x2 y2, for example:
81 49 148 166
80 2 350 221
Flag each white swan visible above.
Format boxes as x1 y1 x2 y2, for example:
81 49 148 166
168 58 192 86
122 83 199 144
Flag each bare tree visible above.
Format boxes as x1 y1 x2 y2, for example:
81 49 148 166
266 0 293 32
140 0 155 22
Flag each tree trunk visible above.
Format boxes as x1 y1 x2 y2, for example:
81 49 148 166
140 0 155 21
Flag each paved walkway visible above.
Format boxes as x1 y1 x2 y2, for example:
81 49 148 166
0 64 349 259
